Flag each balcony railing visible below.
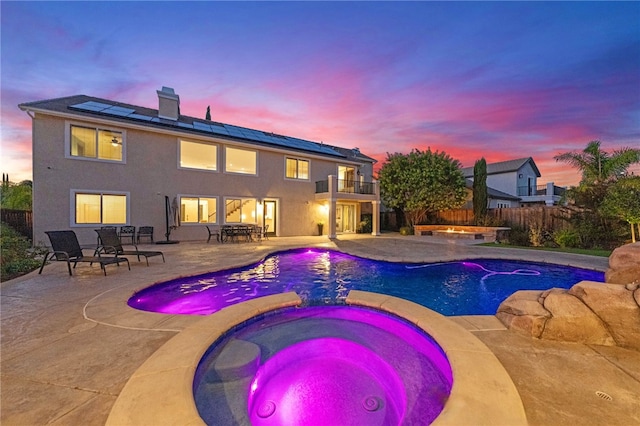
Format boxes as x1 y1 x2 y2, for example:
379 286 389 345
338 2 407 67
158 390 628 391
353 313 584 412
315 179 375 195
517 185 566 197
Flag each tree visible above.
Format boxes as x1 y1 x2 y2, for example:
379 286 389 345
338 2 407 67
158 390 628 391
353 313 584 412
0 178 32 210
378 148 466 227
205 106 211 121
600 176 640 243
472 158 488 225
554 140 640 185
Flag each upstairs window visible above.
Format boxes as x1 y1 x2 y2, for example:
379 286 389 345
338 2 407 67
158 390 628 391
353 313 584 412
70 125 123 161
74 191 127 225
179 140 217 171
225 147 257 175
285 158 309 180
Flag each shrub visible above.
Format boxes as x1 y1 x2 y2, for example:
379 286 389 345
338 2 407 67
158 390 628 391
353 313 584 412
399 226 413 236
507 225 530 246
0 222 45 281
356 214 372 234
554 229 581 248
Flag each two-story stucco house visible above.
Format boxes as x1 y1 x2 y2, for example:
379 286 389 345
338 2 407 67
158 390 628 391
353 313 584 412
461 157 565 207
19 87 380 246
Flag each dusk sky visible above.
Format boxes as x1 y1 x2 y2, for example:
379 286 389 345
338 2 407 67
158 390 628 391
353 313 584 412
2 1 639 186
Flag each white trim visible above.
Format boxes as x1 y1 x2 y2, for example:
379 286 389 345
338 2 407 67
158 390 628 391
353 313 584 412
69 189 130 227
223 146 258 176
283 156 311 181
65 120 127 164
177 194 219 224
177 139 219 172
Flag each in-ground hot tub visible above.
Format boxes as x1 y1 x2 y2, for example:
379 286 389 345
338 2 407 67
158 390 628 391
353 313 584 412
194 305 452 425
106 291 528 426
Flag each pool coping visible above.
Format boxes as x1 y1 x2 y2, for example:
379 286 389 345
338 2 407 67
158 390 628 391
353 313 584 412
106 290 527 425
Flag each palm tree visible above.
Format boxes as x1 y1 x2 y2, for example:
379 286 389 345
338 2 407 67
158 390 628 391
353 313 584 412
554 140 640 185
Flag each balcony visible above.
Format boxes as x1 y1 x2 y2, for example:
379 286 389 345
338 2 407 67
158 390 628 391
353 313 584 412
316 179 376 195
315 177 379 201
517 183 566 205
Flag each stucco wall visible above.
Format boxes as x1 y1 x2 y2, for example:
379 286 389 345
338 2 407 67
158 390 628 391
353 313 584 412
32 113 374 245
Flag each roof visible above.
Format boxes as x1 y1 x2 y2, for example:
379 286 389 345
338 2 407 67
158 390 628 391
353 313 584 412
461 157 541 178
19 95 375 162
465 179 521 201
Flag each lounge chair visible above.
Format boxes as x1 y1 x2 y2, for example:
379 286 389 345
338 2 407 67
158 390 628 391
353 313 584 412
96 228 165 266
39 230 130 276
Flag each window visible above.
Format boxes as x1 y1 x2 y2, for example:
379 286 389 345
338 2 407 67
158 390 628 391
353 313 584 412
285 158 309 180
70 125 123 161
180 196 217 223
225 147 257 175
179 140 217 171
225 198 257 223
74 192 127 225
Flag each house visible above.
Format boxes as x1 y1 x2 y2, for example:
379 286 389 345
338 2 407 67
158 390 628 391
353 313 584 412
461 180 521 209
461 157 565 207
19 87 380 245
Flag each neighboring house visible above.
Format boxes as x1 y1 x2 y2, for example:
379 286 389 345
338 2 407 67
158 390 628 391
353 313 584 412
461 179 521 209
19 87 380 246
461 157 565 207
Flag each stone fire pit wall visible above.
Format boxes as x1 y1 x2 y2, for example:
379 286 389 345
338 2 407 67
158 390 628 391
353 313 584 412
413 225 510 242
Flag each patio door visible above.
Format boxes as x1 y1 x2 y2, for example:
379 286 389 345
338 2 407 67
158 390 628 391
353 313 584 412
336 203 356 233
263 200 276 236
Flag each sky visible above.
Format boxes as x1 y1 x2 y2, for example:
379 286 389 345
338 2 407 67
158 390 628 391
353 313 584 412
1 1 639 186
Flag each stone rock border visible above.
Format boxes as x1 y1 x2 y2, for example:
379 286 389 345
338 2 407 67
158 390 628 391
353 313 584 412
497 281 640 351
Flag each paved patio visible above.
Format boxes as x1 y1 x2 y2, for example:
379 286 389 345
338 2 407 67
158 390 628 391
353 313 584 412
2 233 638 425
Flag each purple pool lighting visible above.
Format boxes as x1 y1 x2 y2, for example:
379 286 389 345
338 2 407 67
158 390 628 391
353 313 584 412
194 306 452 425
129 249 604 316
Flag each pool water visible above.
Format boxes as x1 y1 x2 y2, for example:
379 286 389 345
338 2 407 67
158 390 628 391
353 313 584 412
128 248 604 316
193 305 453 425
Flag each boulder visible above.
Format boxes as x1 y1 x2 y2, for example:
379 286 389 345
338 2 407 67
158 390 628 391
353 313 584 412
497 290 550 338
540 289 615 346
607 242 640 284
569 281 640 350
606 266 640 285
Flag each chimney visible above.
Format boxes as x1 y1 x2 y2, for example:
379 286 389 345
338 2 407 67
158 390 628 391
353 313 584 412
157 86 180 120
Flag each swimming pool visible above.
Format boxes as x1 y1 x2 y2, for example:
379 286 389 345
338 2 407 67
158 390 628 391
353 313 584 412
128 248 604 316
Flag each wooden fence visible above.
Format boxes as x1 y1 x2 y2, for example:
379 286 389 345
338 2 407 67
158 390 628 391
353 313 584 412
1 209 33 240
437 206 573 230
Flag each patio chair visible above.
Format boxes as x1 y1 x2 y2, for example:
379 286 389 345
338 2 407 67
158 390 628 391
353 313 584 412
119 226 136 244
137 226 154 244
39 230 130 276
96 228 165 266
206 225 220 243
262 224 269 241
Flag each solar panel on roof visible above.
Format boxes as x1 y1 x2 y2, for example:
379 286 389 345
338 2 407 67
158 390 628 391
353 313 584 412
69 99 345 157
128 113 153 121
105 106 135 115
193 122 213 132
70 101 113 112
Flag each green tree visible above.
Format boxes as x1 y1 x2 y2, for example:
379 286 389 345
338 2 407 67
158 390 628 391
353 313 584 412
379 148 466 227
600 176 640 243
553 140 640 185
0 178 32 210
472 157 488 225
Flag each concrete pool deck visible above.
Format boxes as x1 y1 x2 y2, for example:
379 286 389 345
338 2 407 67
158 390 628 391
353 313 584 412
2 233 639 425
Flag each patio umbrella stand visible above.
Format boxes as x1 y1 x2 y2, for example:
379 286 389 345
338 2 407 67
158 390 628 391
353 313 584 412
157 195 179 244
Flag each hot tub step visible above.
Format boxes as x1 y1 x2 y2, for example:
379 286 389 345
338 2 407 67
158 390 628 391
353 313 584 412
208 339 261 382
